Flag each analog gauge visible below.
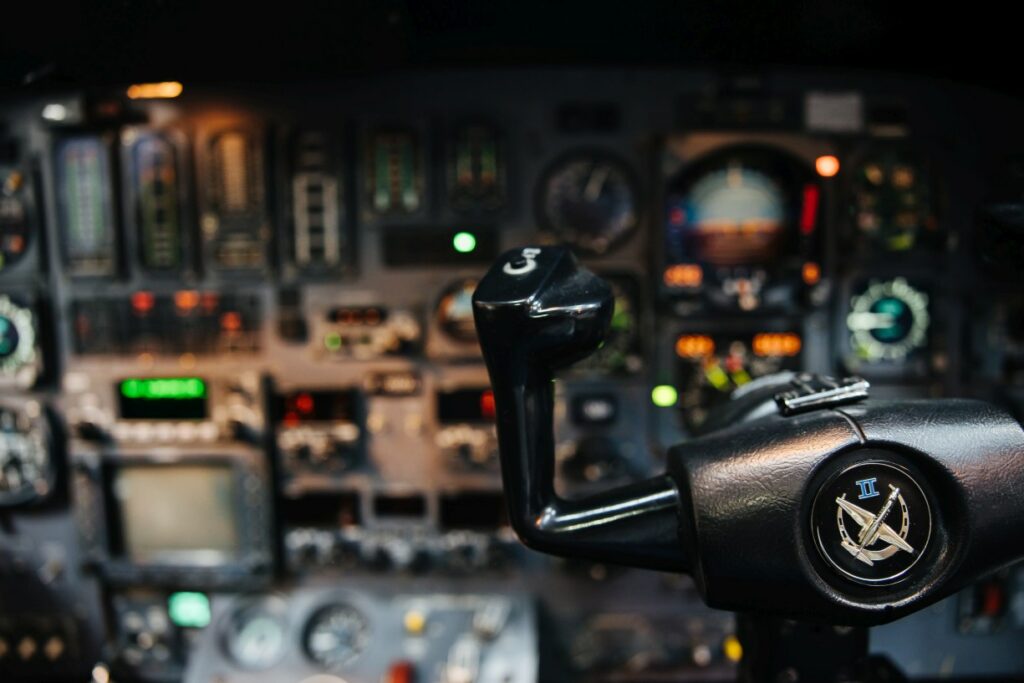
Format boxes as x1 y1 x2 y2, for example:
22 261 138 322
674 331 802 431
671 165 787 266
663 147 820 310
305 604 369 670
0 401 52 506
223 600 287 670
436 279 478 343
0 296 37 379
574 277 642 374
847 278 929 363
0 170 33 272
851 149 937 252
538 152 639 254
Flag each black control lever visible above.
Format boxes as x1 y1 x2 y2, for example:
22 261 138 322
473 247 686 571
474 247 1024 625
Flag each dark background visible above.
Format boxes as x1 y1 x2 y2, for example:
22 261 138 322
0 1 1018 94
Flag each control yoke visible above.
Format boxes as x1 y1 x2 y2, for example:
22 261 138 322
473 246 1024 626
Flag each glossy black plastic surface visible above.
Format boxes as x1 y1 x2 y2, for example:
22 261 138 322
473 247 687 571
474 248 1024 625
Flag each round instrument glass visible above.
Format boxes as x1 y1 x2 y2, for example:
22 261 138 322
846 278 930 363
538 152 639 254
436 279 479 343
0 402 52 506
223 600 288 670
304 603 369 670
0 296 36 377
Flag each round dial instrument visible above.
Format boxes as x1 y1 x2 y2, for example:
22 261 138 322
304 603 369 670
846 278 930 362
436 279 479 343
0 296 36 379
538 152 639 254
223 600 288 670
0 401 52 506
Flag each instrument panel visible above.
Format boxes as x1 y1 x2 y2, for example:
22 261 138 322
0 69 1022 682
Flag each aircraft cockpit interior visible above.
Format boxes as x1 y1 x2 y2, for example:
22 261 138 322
1 4 1023 682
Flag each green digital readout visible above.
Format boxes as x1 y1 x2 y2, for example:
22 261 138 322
168 592 211 628
120 377 207 400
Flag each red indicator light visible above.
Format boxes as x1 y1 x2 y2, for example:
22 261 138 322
669 206 685 226
220 311 242 332
131 291 155 315
480 389 496 420
295 392 315 414
800 184 820 235
387 661 416 683
200 292 220 313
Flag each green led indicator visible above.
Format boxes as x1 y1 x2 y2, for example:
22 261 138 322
120 377 206 400
168 592 211 629
324 331 343 352
452 231 477 254
651 385 678 408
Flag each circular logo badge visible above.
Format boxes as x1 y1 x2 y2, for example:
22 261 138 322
811 461 932 585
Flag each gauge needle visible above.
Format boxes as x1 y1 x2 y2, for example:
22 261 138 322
583 166 610 202
846 312 896 331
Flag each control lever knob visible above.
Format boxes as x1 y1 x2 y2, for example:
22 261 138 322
473 246 1024 626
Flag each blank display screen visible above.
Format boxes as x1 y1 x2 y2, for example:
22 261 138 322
114 464 241 564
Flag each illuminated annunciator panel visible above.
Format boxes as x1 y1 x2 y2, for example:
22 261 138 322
72 290 261 357
672 327 804 432
0 166 38 276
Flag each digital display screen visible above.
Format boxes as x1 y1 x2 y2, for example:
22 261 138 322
667 165 787 267
117 377 208 420
112 463 240 564
437 388 495 423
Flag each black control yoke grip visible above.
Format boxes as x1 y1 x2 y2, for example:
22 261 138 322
472 247 687 571
475 246 1024 625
